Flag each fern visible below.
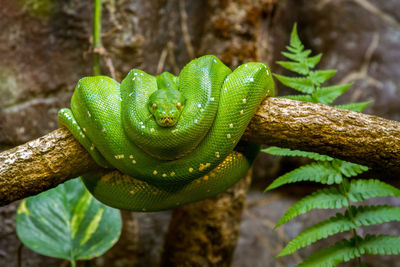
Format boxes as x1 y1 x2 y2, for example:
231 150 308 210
299 235 400 267
264 23 400 266
266 162 342 191
275 187 349 227
261 147 333 161
278 205 400 257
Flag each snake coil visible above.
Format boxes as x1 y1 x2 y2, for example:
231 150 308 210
59 55 274 211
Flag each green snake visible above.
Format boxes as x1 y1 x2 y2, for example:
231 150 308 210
58 55 274 211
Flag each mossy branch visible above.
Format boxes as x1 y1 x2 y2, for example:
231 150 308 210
1 97 400 206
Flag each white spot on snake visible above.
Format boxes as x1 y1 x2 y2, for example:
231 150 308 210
114 154 124 159
102 127 106 132
162 173 167 177
88 111 91 117
132 77 136 81
83 128 86 132
197 104 201 108
266 69 269 75
129 155 133 159
213 59 217 63
171 129 176 134
132 160 136 164
229 123 233 128
210 97 215 101
77 126 80 130
153 170 158 175
170 172 175 176
139 121 143 125
242 98 247 103
141 125 145 129
150 128 155 132
200 109 204 112
248 77 254 82
134 73 138 76
215 152 220 158
244 64 248 67
90 144 95 150
100 79 104 82
189 167 193 172
226 134 231 139
129 92 133 97
194 119 198 123
240 110 244 115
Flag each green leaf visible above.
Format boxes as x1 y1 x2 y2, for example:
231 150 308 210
348 179 400 201
282 50 311 62
334 100 373 112
273 74 314 94
275 187 348 227
278 205 400 257
358 234 400 255
309 70 337 86
331 159 369 177
16 178 122 262
281 94 314 102
305 53 322 68
313 83 353 105
289 23 303 50
266 162 342 191
262 146 333 161
276 61 309 75
299 235 400 267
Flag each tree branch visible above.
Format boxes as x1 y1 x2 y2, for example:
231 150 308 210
1 97 400 206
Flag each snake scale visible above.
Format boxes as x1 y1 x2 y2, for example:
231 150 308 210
59 55 274 211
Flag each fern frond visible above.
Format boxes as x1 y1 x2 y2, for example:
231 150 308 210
277 205 400 257
313 83 353 105
358 234 400 256
275 187 348 227
278 212 352 257
348 179 400 201
297 238 357 267
280 95 314 102
262 147 333 161
266 162 341 191
282 50 311 62
273 74 314 94
331 159 369 177
334 100 373 112
276 61 309 75
306 53 322 68
351 205 400 226
309 70 337 86
289 23 302 49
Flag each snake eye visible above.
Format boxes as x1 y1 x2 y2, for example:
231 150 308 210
152 103 157 109
176 102 182 109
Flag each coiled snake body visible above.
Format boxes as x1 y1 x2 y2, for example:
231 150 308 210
59 55 274 211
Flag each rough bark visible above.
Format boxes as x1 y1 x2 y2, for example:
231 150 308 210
160 169 252 267
1 97 400 207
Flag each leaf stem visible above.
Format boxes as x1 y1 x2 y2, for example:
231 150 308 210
340 177 362 267
93 0 102 75
70 260 76 267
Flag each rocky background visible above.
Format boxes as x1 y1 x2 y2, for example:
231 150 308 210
1 0 400 266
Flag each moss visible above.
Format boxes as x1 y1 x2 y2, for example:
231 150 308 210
0 66 19 107
17 0 57 18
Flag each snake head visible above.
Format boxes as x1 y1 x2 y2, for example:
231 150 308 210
148 89 185 127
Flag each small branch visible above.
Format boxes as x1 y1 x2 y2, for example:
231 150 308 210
243 98 400 172
1 97 400 206
92 0 102 75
